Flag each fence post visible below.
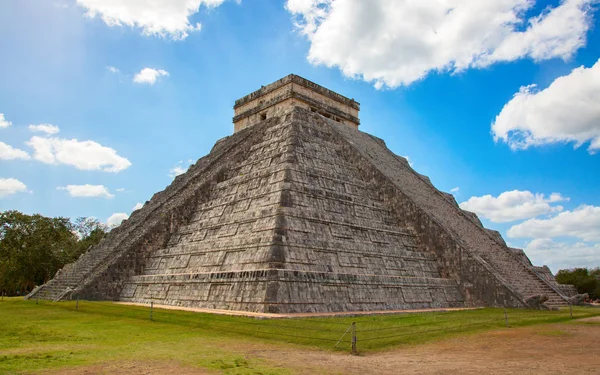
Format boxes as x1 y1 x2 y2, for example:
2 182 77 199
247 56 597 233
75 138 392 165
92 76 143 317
351 322 357 355
503 307 509 327
569 304 573 318
150 301 154 321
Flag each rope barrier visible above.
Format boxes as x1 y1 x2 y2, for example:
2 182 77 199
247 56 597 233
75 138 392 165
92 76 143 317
359 319 499 342
356 316 487 333
195 323 340 342
29 298 600 353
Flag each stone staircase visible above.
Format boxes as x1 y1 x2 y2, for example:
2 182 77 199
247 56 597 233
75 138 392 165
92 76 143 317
27 240 116 301
477 247 567 307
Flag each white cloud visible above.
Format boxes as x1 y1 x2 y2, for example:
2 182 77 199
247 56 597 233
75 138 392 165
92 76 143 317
492 58 600 153
459 190 568 223
401 155 413 167
524 238 600 272
169 165 187 177
76 0 228 40
107 66 120 73
169 160 190 178
26 136 131 172
450 187 460 194
28 124 60 135
133 68 169 85
0 141 30 160
508 205 600 241
107 212 129 227
132 202 144 210
57 184 114 199
0 113 12 128
0 178 28 197
286 0 596 88
116 188 126 192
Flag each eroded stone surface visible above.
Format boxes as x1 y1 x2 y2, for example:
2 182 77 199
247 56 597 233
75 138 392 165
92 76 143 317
29 77 572 312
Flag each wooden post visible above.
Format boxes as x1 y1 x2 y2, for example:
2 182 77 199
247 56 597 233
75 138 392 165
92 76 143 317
351 322 357 355
150 301 154 321
503 307 508 327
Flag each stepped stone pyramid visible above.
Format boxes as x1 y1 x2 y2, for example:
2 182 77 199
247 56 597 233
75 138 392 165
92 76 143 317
28 74 572 313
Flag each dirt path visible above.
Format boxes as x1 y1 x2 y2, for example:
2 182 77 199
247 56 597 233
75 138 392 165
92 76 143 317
40 320 600 375
251 321 600 375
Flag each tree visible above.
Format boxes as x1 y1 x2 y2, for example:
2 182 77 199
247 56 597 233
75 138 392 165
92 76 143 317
0 211 108 296
555 267 600 300
70 217 108 259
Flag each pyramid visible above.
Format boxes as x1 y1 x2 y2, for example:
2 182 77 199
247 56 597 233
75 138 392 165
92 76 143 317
29 75 572 313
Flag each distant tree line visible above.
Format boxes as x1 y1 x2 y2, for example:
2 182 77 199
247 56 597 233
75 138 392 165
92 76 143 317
0 210 108 296
556 267 600 300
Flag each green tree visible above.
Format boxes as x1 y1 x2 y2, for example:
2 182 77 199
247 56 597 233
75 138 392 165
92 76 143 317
555 267 600 299
70 217 108 259
0 211 108 296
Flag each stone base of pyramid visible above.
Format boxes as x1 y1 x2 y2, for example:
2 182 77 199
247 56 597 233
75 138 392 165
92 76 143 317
113 269 463 313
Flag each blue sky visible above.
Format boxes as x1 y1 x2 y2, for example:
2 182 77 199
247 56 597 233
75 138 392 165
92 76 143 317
0 0 599 272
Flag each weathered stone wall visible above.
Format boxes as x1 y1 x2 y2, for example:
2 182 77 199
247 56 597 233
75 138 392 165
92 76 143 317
28 117 275 302
119 111 464 313
323 110 567 307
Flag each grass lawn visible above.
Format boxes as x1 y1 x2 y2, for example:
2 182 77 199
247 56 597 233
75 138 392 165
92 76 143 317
1 298 598 375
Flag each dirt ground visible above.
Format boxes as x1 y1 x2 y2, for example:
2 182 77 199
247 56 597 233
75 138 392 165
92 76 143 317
41 318 600 375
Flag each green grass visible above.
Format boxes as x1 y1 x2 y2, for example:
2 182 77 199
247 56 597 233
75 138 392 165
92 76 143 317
0 298 598 375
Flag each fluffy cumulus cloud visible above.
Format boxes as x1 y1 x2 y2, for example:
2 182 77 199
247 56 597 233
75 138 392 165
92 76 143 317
525 238 600 272
26 136 131 172
459 190 568 223
492 58 600 153
57 184 114 199
0 141 30 160
107 212 129 228
76 0 228 40
133 68 169 85
0 113 12 128
107 66 119 73
507 205 600 241
0 178 28 197
28 124 60 135
169 160 191 178
286 0 596 88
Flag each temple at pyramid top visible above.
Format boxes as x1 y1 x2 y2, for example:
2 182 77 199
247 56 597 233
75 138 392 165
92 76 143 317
233 74 360 132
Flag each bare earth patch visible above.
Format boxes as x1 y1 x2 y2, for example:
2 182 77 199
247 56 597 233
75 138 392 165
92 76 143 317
251 322 600 375
38 322 600 375
41 361 210 375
